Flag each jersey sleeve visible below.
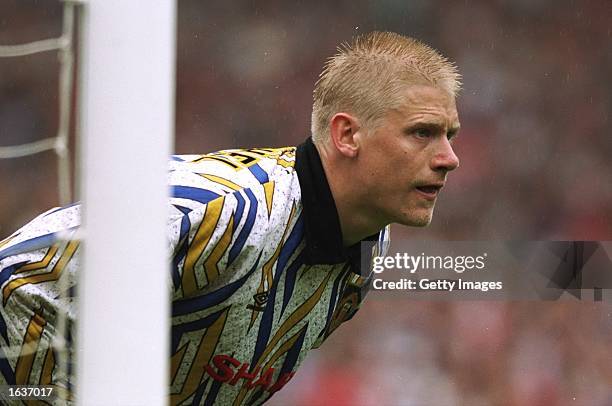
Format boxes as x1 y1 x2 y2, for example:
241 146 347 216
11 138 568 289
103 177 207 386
0 205 80 395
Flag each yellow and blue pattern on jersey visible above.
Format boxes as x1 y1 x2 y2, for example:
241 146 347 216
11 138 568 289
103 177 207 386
0 141 390 405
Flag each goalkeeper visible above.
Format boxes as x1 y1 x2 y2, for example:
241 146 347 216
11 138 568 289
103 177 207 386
0 31 460 405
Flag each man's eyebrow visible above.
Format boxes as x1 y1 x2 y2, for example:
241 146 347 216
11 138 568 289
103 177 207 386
405 121 461 133
448 124 461 133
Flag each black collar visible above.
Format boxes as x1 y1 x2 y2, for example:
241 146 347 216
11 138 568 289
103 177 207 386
295 137 379 267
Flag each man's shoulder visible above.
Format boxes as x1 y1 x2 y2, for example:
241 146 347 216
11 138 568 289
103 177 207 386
170 146 296 192
168 146 302 214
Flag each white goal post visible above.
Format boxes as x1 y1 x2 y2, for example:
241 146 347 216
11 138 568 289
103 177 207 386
77 1 176 405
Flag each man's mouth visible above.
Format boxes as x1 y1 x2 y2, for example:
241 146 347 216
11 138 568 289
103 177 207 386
415 184 443 200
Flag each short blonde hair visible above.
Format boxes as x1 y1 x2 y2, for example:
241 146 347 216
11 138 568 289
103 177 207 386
311 31 461 144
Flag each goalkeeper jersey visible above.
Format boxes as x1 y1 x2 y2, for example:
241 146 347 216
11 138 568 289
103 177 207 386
0 137 390 405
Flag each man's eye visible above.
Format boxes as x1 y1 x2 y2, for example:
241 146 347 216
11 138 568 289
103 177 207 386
414 128 432 138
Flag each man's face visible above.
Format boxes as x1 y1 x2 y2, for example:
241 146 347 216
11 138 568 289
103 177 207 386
355 85 460 227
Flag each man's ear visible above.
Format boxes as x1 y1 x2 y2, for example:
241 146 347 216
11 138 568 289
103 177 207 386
329 113 360 158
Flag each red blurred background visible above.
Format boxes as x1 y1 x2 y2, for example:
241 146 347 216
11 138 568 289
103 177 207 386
1 1 610 404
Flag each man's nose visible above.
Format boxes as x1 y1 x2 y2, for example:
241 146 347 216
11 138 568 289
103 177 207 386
430 138 460 172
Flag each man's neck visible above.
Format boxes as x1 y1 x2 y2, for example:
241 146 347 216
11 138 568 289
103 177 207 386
315 142 387 247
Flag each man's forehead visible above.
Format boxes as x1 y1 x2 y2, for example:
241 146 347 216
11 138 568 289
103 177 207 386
395 85 460 125
400 84 456 107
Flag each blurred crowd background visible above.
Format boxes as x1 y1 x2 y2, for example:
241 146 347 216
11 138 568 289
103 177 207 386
1 0 611 404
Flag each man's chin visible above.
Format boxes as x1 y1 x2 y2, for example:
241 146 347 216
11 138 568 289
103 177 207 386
394 209 434 227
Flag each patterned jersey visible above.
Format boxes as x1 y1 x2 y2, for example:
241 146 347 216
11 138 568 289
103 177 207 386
0 138 390 405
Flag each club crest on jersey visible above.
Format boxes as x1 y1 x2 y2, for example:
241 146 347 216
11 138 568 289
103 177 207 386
246 291 269 312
